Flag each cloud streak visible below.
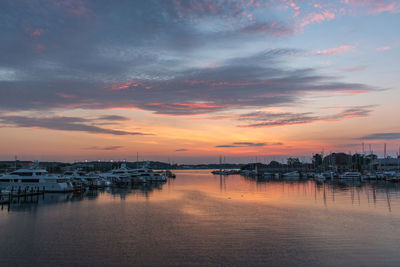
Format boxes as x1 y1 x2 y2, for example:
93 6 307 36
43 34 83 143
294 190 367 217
316 45 356 55
0 115 151 136
361 133 400 140
216 142 283 148
237 106 374 128
86 146 123 151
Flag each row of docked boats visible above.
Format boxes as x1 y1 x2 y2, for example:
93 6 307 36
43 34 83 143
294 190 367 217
0 164 176 193
239 169 400 182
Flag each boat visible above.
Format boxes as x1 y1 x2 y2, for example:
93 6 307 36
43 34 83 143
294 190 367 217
64 170 88 191
339 172 361 180
85 172 108 189
137 170 166 182
314 173 325 182
282 171 300 180
166 170 176 178
0 168 73 193
263 172 275 179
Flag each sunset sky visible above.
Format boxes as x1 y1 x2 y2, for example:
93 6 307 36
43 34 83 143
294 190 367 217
0 0 399 163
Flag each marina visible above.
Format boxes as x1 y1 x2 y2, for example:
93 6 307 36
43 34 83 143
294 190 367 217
1 0 400 265
1 170 400 266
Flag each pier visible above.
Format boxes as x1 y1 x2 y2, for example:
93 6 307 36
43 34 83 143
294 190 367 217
0 188 45 205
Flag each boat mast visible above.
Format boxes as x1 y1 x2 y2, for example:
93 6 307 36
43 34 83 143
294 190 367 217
14 155 17 171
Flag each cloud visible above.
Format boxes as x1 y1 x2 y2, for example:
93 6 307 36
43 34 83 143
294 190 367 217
343 0 400 14
300 10 336 28
240 21 293 36
361 133 400 140
176 149 188 152
316 45 356 55
339 65 367 72
0 115 151 136
86 146 123 151
97 115 130 121
376 46 391 51
0 49 374 116
232 142 266 147
215 142 283 148
237 106 374 128
0 1 378 118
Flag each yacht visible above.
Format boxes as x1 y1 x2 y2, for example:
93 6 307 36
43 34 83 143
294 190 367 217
0 169 73 193
282 171 300 180
131 168 166 183
86 172 107 189
64 170 88 191
100 164 135 186
339 172 361 180
314 173 325 182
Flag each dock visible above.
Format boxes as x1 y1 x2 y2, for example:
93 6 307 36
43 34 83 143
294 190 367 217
0 188 45 205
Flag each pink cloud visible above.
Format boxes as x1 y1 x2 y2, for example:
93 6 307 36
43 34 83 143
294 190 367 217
22 24 46 38
300 9 336 28
110 80 151 91
57 93 77 99
316 45 356 55
35 44 45 52
339 65 367 72
54 0 90 16
343 0 400 14
31 29 44 37
376 46 391 51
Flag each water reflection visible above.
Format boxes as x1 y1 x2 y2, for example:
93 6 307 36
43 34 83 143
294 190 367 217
237 175 400 214
1 181 168 212
3 171 400 215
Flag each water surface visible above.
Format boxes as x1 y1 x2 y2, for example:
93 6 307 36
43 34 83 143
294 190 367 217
1 170 400 266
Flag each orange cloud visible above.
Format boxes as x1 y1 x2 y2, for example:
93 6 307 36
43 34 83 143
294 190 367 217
110 80 151 91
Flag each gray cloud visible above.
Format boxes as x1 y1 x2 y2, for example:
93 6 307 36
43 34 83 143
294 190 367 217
175 149 188 152
0 53 373 116
233 142 266 147
0 1 375 117
216 142 283 148
361 133 400 140
0 115 151 136
86 146 123 151
238 106 374 128
97 115 130 121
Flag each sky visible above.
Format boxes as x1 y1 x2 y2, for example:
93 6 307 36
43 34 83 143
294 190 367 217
0 0 399 164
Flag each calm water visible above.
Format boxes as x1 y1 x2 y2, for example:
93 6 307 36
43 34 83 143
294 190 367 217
1 170 400 266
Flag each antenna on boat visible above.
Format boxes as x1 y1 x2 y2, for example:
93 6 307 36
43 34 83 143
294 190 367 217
14 155 17 170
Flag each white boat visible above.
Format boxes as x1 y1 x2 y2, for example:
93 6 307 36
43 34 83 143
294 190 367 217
0 169 73 193
132 169 166 182
85 172 107 188
339 172 361 180
263 172 275 179
282 171 300 180
64 170 88 190
314 173 325 182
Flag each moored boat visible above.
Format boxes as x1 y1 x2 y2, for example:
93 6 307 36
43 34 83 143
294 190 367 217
0 169 73 193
